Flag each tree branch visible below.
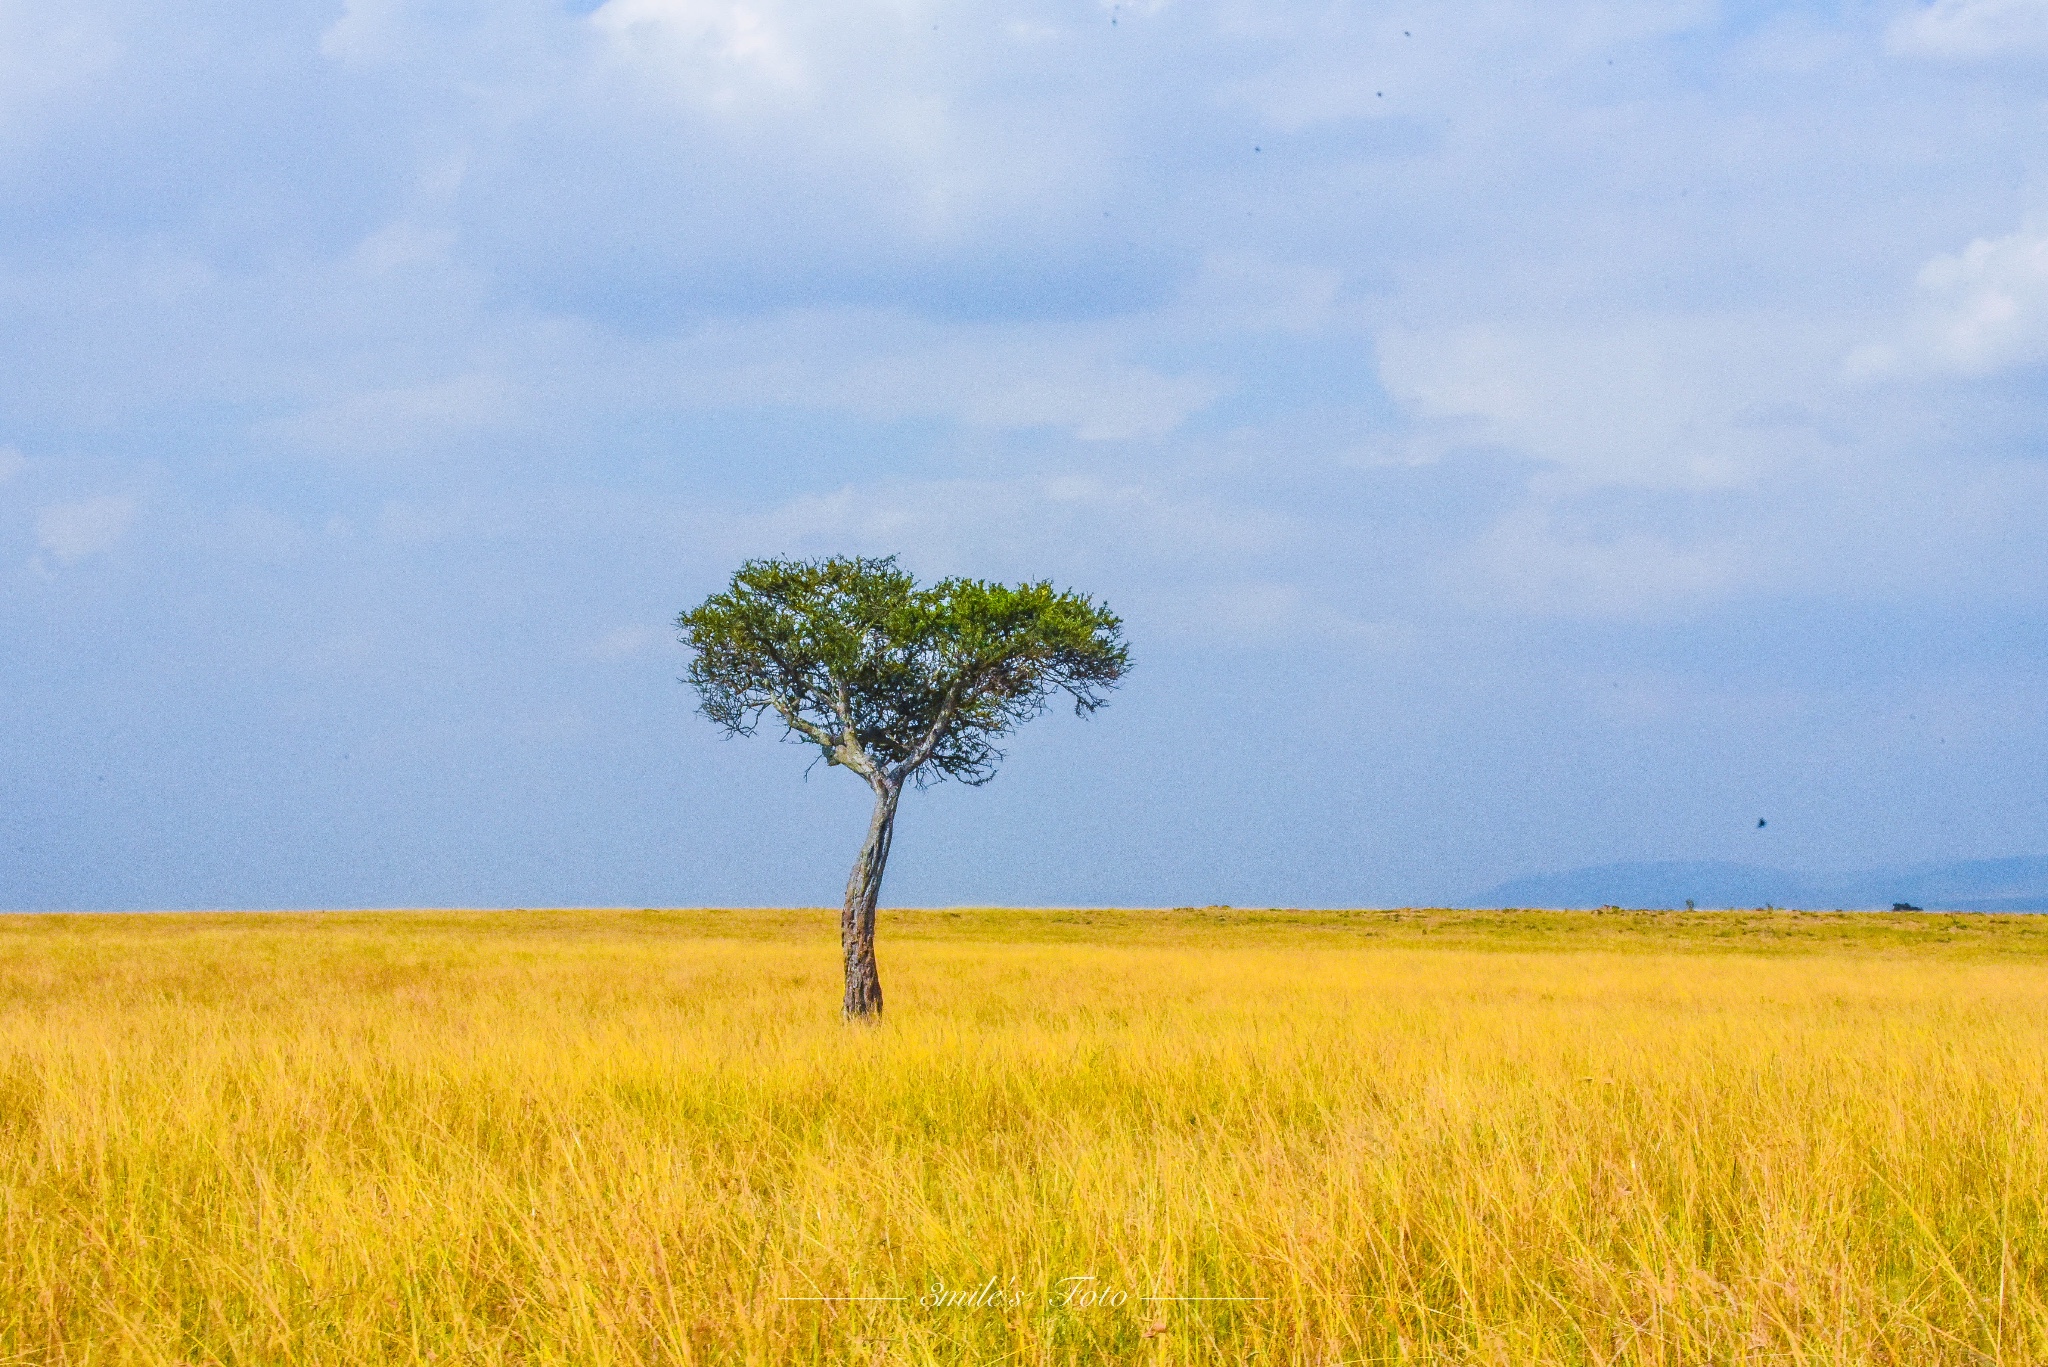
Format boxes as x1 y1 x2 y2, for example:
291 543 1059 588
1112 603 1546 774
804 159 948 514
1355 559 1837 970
828 680 883 781
771 698 840 754
892 675 968 783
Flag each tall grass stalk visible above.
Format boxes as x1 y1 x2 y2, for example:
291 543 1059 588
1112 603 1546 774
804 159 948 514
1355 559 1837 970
1 909 2044 1364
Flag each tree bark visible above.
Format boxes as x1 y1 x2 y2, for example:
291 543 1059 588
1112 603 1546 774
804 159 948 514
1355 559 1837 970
841 782 899 1020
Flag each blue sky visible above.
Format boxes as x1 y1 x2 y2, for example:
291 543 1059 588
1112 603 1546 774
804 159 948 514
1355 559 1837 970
2 0 2045 909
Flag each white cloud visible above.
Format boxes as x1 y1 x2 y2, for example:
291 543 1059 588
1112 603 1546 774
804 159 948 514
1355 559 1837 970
349 221 457 276
663 311 1223 440
580 0 1106 241
864 352 1213 442
318 0 467 67
727 475 1281 569
1377 317 1834 491
319 0 400 63
591 0 811 104
1849 225 2048 377
1887 0 2048 60
1175 581 1414 648
35 496 136 564
1221 0 1714 131
1454 505 1748 617
0 8 116 135
254 374 517 456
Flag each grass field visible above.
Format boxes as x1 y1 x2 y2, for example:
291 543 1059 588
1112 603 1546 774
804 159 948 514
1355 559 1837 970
2 906 2046 1365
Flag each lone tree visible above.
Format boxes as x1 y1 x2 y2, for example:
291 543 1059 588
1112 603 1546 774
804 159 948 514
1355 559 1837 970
679 556 1129 1020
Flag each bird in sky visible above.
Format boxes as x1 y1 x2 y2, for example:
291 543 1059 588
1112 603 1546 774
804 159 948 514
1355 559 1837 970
1757 818 1767 828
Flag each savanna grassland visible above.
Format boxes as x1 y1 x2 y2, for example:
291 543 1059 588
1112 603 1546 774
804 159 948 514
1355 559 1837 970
3 906 2047 1365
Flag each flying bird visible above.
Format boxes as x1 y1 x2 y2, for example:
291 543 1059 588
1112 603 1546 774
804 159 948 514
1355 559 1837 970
1757 818 1767 828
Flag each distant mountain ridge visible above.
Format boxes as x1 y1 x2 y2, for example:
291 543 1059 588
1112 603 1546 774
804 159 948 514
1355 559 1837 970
1472 856 2048 912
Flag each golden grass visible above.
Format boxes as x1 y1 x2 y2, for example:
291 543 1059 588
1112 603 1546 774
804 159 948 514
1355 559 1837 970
2 907 2046 1364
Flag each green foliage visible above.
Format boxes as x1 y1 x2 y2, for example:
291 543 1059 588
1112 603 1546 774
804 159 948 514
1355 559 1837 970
678 556 1130 788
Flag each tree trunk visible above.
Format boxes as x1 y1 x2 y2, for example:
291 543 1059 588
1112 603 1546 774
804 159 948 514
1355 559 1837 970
841 782 899 1021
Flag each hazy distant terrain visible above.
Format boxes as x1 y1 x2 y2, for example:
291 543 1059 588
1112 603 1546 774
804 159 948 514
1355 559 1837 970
1477 855 2048 912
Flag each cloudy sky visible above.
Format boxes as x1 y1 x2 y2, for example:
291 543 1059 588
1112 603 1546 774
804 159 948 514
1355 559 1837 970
2 0 2045 909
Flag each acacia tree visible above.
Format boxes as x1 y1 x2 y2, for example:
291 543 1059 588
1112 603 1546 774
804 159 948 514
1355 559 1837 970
679 556 1129 1020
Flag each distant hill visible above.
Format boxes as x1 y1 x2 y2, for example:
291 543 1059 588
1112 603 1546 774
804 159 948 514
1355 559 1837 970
1472 857 2048 912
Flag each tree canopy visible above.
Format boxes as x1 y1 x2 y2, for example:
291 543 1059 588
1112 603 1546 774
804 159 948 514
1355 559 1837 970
680 555 1130 793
